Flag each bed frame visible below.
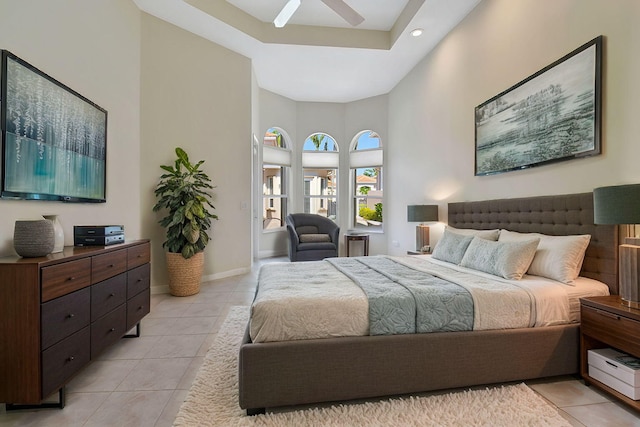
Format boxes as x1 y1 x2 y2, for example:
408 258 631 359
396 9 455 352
238 192 618 414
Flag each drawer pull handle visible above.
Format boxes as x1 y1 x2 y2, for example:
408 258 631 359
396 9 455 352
138 305 143 310
595 309 620 320
110 328 116 332
68 356 75 362
137 279 142 283
67 276 75 281
67 313 75 319
110 293 116 297
606 361 618 368
108 264 114 268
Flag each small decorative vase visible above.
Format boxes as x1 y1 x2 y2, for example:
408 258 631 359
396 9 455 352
43 214 64 253
13 219 55 257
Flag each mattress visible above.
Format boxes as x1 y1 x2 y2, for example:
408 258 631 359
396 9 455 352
250 255 610 343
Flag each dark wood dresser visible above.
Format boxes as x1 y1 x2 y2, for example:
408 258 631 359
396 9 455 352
0 240 150 408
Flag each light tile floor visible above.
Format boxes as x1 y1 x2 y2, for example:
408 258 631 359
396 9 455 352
1 256 639 426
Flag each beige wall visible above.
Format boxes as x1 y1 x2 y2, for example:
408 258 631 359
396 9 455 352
0 0 141 256
140 14 253 291
387 0 640 255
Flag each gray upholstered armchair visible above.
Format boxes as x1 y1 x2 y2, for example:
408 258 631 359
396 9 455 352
285 213 340 262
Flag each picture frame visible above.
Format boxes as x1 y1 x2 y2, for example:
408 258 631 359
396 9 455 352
474 36 602 176
1 50 108 202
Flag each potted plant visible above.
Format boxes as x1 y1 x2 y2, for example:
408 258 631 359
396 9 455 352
153 147 218 296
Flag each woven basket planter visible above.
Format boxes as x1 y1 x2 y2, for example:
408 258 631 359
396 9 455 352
166 251 204 296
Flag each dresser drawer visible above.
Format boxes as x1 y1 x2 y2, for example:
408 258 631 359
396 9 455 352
91 273 127 322
128 242 150 269
127 263 150 299
42 326 90 398
41 287 91 350
41 258 91 302
581 305 640 356
92 249 127 284
127 289 150 330
91 304 127 357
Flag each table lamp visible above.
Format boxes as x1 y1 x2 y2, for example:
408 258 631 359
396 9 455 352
407 205 439 252
594 184 640 308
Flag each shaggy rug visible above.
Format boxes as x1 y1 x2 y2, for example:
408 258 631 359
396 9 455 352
174 306 571 427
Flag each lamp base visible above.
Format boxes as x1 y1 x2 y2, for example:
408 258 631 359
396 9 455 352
620 244 640 307
416 225 430 252
621 298 640 309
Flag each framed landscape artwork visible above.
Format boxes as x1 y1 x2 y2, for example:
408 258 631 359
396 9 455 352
475 36 602 176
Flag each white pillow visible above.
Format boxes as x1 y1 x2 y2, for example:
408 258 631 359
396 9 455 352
459 236 540 280
446 226 500 241
498 230 591 285
431 229 474 265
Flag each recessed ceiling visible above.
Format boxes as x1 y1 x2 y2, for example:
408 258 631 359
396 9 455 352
226 0 410 31
133 0 481 103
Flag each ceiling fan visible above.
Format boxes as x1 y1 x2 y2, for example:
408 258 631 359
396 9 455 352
274 0 365 28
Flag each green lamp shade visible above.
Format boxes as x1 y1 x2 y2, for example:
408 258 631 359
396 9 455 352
407 205 439 222
593 184 640 224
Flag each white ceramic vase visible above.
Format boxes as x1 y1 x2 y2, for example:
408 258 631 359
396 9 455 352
43 214 64 253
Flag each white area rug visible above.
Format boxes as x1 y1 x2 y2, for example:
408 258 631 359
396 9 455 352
174 306 571 427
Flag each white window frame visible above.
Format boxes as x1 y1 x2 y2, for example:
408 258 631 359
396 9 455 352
350 131 383 232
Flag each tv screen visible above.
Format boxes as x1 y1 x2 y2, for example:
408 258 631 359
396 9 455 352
1 50 107 202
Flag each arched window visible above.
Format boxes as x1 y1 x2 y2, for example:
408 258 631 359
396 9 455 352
262 127 290 230
302 133 338 220
350 131 383 231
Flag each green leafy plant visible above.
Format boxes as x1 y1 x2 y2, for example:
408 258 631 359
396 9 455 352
374 202 383 221
359 186 371 195
153 147 218 259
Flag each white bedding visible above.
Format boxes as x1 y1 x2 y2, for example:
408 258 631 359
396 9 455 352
250 255 610 343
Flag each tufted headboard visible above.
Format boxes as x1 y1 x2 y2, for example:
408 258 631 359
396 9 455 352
448 192 619 294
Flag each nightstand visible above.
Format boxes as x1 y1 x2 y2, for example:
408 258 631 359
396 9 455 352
580 295 640 411
344 233 369 257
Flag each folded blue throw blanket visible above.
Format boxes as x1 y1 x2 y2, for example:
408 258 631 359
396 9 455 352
326 256 474 335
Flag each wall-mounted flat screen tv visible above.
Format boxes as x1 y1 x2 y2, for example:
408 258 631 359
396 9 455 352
1 50 107 203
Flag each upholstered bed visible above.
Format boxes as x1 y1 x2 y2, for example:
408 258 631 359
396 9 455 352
238 192 618 415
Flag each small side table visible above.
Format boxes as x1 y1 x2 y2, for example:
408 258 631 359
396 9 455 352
345 233 369 257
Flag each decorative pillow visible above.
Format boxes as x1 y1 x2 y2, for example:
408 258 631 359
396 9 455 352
446 226 500 241
498 230 591 285
431 229 474 264
299 234 331 243
459 236 540 280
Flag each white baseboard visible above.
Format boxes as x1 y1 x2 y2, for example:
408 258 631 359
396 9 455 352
258 249 287 259
201 266 251 282
151 266 252 295
151 285 169 295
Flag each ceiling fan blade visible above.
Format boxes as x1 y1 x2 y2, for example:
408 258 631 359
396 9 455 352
274 0 301 28
320 0 364 27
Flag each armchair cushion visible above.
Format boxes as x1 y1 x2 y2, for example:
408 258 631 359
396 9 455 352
299 234 332 243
